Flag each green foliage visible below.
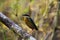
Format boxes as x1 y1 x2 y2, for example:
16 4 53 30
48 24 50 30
23 7 29 13
3 31 7 40
0 0 58 40
30 0 34 3
0 24 7 40
0 0 5 5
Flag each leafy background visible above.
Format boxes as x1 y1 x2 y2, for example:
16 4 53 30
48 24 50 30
0 0 58 40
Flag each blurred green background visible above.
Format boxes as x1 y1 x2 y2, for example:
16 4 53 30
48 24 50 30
0 0 58 40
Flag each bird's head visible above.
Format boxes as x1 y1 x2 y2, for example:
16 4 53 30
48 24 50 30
22 14 30 17
21 14 30 21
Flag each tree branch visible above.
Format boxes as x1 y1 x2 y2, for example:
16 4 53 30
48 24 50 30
0 12 36 40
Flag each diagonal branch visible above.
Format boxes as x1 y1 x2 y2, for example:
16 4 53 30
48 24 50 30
0 12 36 40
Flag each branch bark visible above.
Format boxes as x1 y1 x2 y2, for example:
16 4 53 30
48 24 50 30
0 12 36 40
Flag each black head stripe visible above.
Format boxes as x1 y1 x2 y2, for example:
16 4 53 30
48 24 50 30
22 14 29 16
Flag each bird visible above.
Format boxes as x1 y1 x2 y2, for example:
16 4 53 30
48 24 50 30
22 14 38 30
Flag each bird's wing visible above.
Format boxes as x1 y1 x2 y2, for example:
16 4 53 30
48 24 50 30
27 17 38 30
